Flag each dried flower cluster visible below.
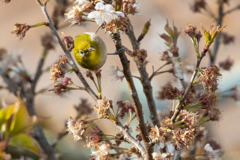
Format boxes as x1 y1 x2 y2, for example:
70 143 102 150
11 23 30 40
67 117 87 141
117 100 134 119
126 48 148 65
201 65 222 91
49 56 73 94
94 97 112 118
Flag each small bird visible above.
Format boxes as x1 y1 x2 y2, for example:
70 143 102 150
74 32 107 71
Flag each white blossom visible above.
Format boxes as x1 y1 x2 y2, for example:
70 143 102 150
65 5 82 25
88 2 124 26
75 0 88 6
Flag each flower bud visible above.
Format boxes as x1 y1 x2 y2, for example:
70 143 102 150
11 23 30 40
137 19 151 42
62 34 74 52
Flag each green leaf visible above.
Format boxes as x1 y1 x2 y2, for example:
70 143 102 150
9 133 40 155
9 102 29 135
0 105 16 130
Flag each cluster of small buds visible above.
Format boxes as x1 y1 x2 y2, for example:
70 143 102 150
200 92 217 109
173 128 195 150
50 56 73 94
201 65 222 91
161 117 173 128
126 48 148 65
221 32 235 45
152 152 173 160
157 82 180 100
86 128 102 148
201 22 226 51
41 33 56 51
204 140 223 159
67 117 87 141
184 24 197 37
74 98 93 118
117 100 134 119
185 24 203 41
85 70 93 80
92 142 111 160
122 0 141 15
94 97 112 118
50 77 72 94
11 23 30 40
149 126 170 145
219 57 233 70
109 66 125 82
62 34 74 52
179 110 198 128
58 55 68 65
50 64 65 83
191 0 206 13
184 24 202 56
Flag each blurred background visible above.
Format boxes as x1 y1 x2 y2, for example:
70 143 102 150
1 0 240 159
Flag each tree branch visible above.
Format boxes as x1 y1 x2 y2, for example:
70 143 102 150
210 3 224 65
110 32 152 160
126 26 160 128
115 121 146 157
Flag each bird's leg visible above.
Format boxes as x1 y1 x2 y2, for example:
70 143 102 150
107 47 125 55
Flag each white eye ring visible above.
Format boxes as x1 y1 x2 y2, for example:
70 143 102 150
79 50 85 56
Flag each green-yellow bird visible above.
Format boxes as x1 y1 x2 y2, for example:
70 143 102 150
74 32 107 71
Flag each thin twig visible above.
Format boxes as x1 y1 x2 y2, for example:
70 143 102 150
171 50 207 122
115 121 146 156
150 69 172 80
224 4 240 15
149 62 170 80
